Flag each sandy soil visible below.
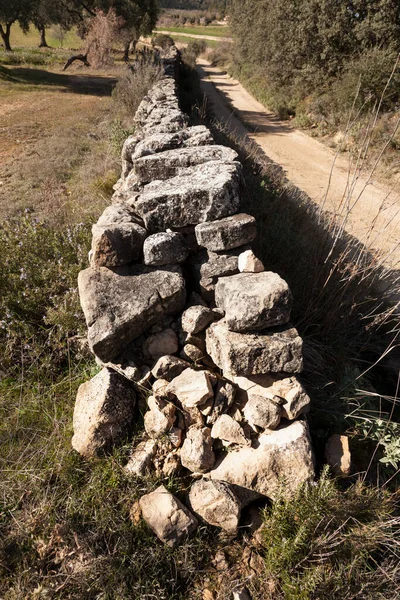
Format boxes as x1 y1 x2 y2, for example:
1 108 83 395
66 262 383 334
197 59 400 270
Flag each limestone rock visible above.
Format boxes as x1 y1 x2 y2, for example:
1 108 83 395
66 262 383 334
72 368 136 457
132 161 242 232
191 248 242 302
211 415 250 446
206 320 303 376
131 126 214 161
189 479 241 533
96 203 144 227
209 420 314 499
144 397 176 439
90 222 147 268
243 395 282 431
207 380 236 425
271 377 310 420
143 329 179 360
167 368 214 408
180 344 205 363
78 265 185 362
152 378 170 399
125 439 157 476
325 434 351 477
238 250 264 273
195 213 256 251
152 355 190 381
132 145 238 183
215 272 292 333
181 305 215 335
143 232 188 266
181 427 215 473
139 485 198 547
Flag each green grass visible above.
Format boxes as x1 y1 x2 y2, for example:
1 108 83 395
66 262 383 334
7 24 83 50
155 25 230 37
169 34 218 47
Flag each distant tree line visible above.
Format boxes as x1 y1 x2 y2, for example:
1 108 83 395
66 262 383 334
0 0 158 53
159 0 228 13
229 0 400 118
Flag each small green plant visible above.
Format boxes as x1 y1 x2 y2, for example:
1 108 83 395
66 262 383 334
254 470 400 600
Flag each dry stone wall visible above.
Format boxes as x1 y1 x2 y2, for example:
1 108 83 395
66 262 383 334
73 47 315 546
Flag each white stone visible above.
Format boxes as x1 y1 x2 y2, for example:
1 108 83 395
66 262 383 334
139 485 198 547
143 328 179 360
238 250 264 273
167 368 214 408
125 440 157 476
211 415 250 446
180 427 215 473
189 479 241 533
209 420 314 499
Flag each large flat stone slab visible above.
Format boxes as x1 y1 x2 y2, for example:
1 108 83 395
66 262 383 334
131 126 214 161
195 213 256 251
78 265 186 362
132 146 238 183
132 161 242 232
206 320 303 376
209 420 314 499
215 272 293 333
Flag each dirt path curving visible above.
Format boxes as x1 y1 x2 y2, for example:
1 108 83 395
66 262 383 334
197 58 400 271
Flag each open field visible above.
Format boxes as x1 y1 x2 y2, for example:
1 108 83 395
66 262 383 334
0 60 122 223
155 24 230 37
7 24 83 51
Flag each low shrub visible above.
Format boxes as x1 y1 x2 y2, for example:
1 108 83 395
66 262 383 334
112 55 163 118
252 471 400 599
152 33 175 49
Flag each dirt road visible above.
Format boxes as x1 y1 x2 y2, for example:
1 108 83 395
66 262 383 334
197 59 400 270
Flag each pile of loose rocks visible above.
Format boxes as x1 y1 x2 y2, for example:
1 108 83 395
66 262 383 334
72 46 315 548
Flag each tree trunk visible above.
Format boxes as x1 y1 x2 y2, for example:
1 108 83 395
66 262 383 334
123 40 131 63
0 23 13 52
38 24 49 48
63 53 90 71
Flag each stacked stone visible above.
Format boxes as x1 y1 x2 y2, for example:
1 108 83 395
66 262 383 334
73 47 314 548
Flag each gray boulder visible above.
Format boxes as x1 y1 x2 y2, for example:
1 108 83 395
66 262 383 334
131 126 214 161
195 213 256 251
152 355 190 381
72 368 136 457
206 320 303 376
143 232 188 266
181 427 216 473
91 222 147 268
125 439 157 476
78 265 185 362
139 485 198 547
132 161 242 232
181 305 215 334
215 272 293 333
189 479 241 533
132 146 238 183
209 420 314 499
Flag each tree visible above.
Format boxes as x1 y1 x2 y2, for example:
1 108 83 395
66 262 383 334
0 0 34 51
